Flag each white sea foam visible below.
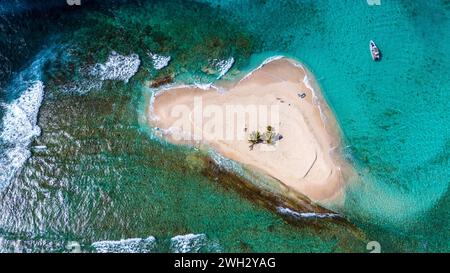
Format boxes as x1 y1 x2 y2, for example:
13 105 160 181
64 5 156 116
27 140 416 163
194 82 213 90
0 235 65 253
0 81 44 144
0 146 30 189
302 71 328 124
0 47 55 190
277 207 340 219
239 55 284 83
91 51 141 83
0 81 45 190
60 78 103 95
63 51 141 95
212 57 235 79
208 149 244 174
148 52 171 70
91 236 156 253
170 233 221 253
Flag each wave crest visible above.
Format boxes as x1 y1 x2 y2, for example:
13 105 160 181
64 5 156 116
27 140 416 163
0 81 44 190
91 236 156 253
90 51 140 83
277 207 341 219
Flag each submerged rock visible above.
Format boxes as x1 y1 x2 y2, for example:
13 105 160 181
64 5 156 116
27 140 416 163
149 74 174 88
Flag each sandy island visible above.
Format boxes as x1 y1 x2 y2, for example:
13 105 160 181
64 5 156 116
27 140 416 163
148 58 352 203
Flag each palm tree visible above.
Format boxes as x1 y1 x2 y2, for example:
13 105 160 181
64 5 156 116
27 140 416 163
248 130 262 150
263 126 276 144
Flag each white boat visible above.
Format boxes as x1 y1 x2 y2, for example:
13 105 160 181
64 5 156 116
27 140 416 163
370 40 381 61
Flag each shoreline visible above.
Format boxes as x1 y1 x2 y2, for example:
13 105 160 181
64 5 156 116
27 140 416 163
146 57 354 204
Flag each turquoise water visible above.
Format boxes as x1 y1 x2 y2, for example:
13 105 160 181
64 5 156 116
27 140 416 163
202 0 450 251
0 0 448 252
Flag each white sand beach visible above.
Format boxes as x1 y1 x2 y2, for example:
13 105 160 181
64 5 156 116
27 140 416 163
148 58 353 203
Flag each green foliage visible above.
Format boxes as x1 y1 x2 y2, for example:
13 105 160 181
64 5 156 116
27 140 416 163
248 131 262 144
263 131 276 144
263 126 276 144
248 126 278 149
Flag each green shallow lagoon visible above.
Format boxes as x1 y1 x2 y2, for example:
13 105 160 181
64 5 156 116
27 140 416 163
0 0 448 252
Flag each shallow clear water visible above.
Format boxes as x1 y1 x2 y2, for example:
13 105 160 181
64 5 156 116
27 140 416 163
203 0 450 252
0 0 448 252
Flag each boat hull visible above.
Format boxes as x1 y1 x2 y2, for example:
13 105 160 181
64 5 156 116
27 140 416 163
370 40 381 61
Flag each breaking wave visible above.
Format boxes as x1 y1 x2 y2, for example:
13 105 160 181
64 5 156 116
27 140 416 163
277 207 341 219
239 55 284 83
170 233 221 253
200 57 235 81
148 52 171 70
90 234 221 253
212 57 234 79
0 48 54 191
0 82 44 144
63 51 141 95
91 236 156 253
0 81 44 190
90 51 140 83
